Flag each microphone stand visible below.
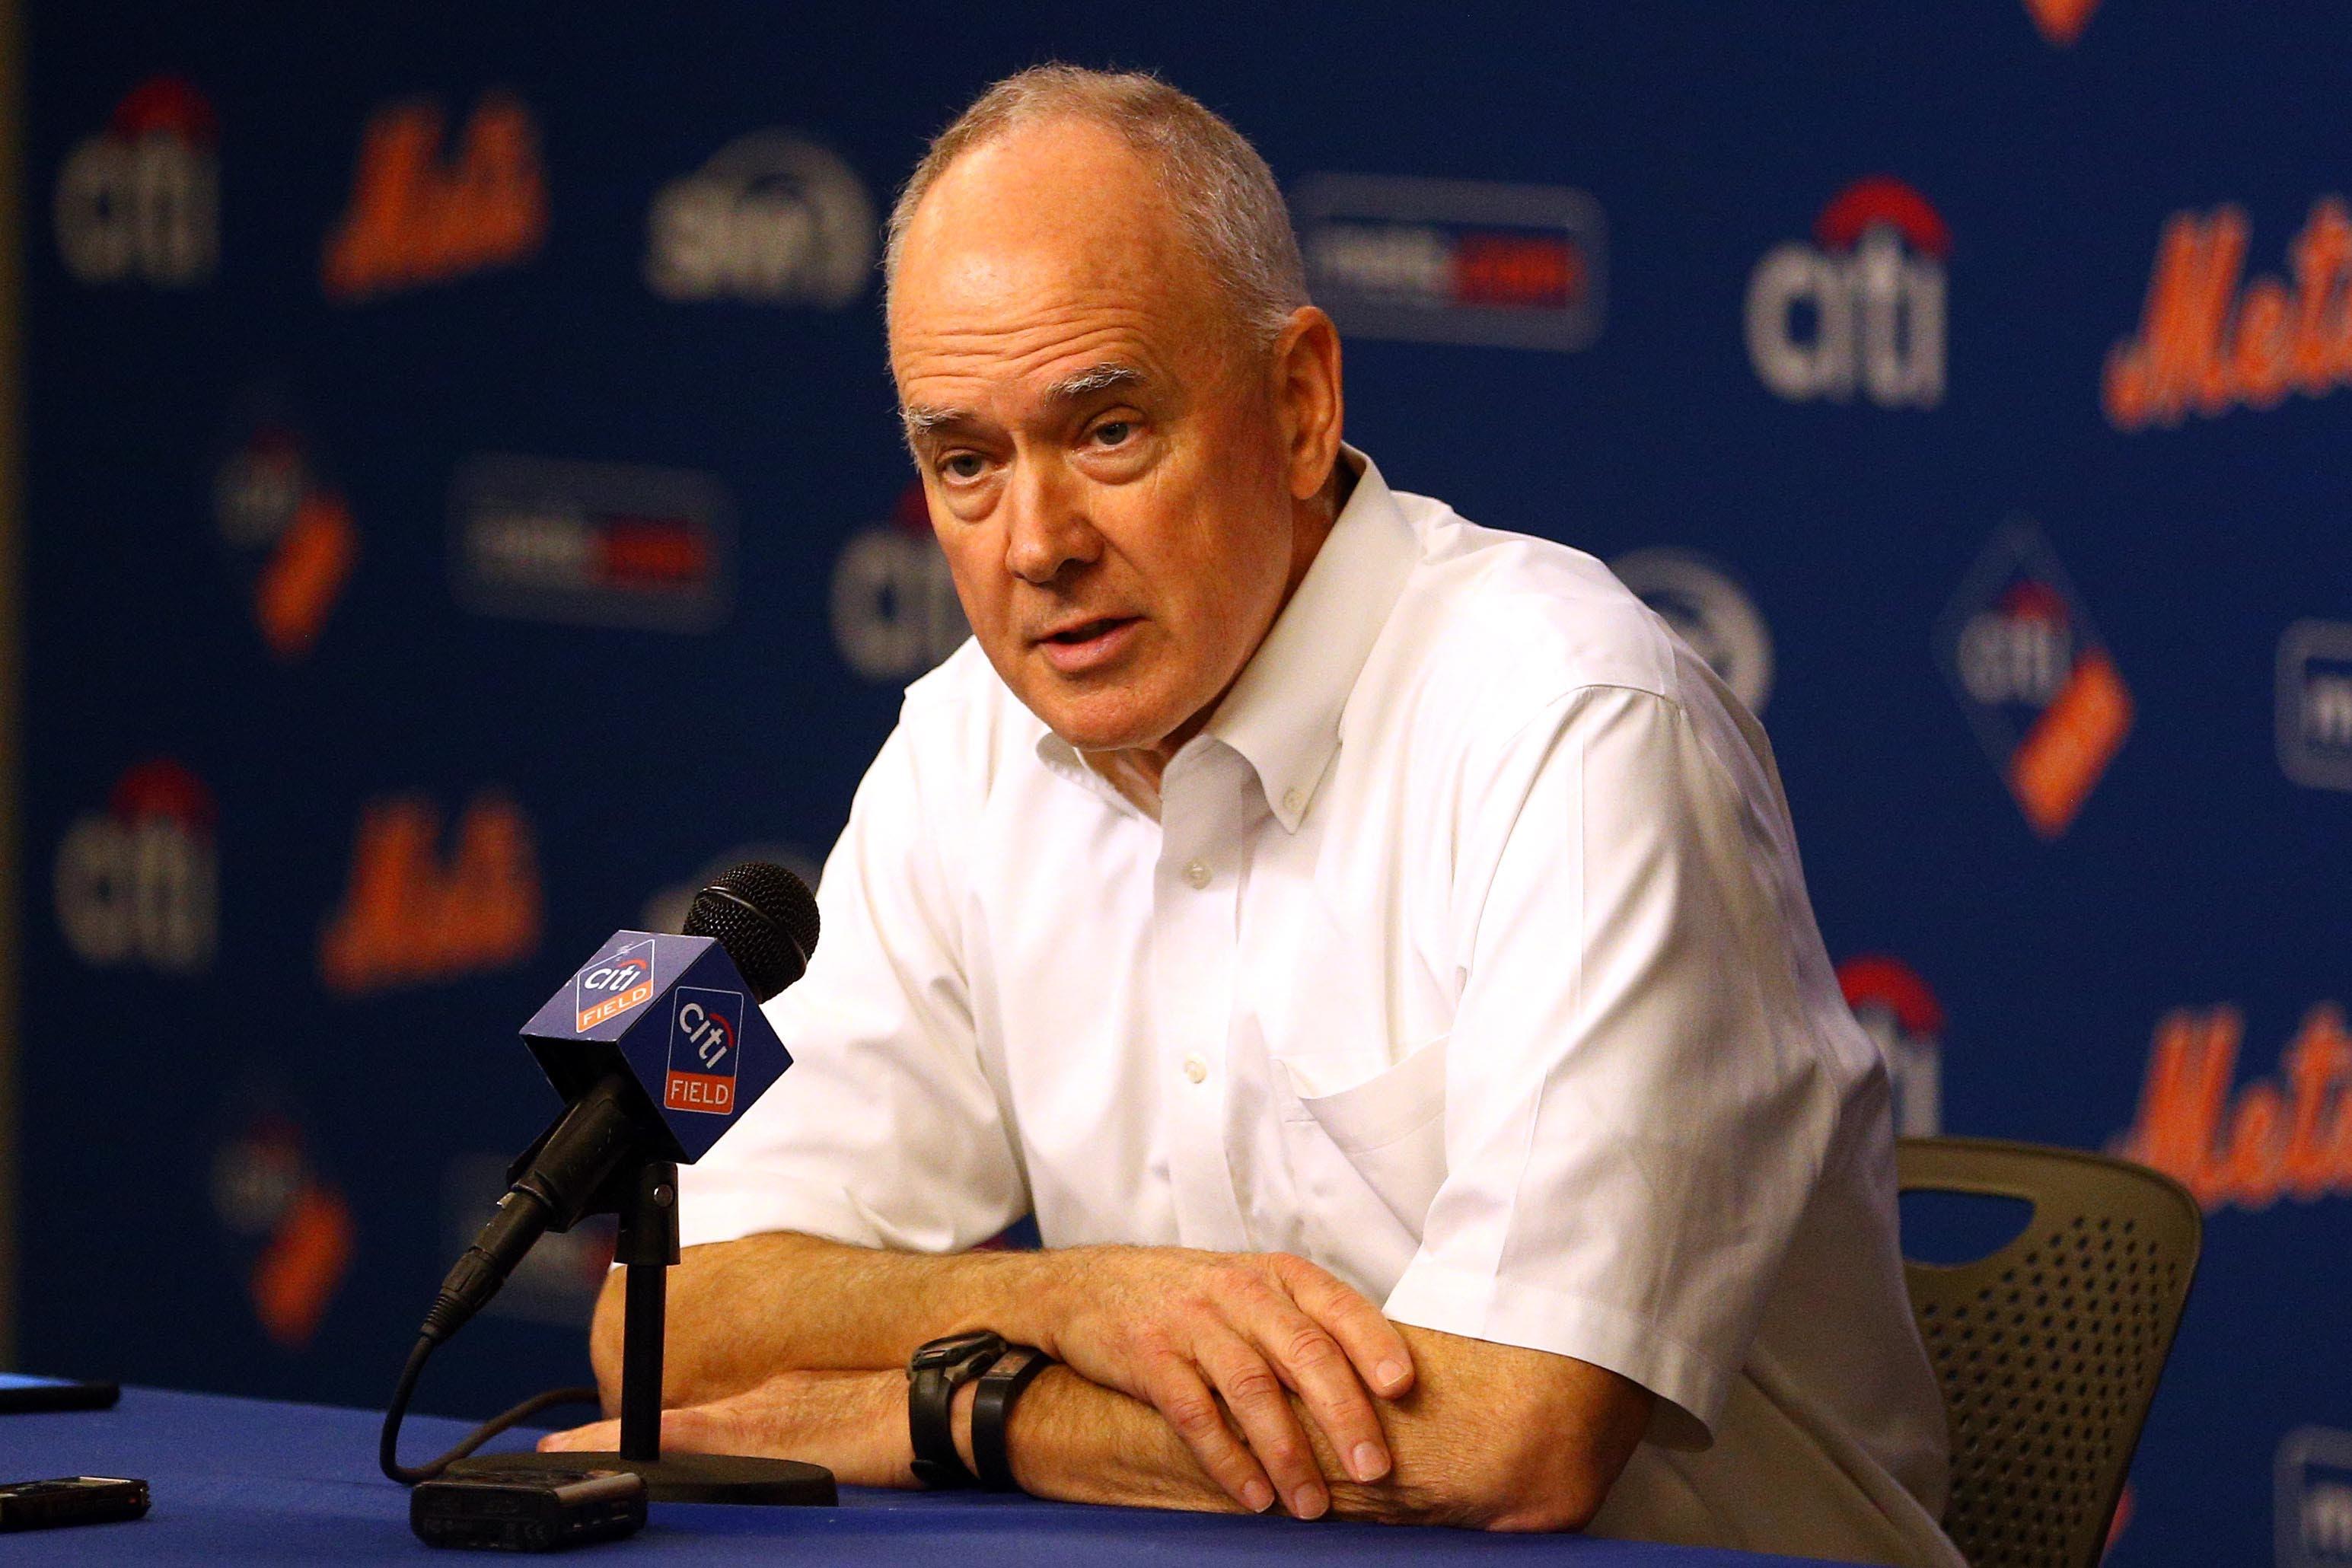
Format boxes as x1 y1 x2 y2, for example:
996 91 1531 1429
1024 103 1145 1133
446 1158 836 1504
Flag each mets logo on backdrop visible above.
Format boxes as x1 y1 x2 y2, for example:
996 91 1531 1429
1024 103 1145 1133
1292 173 1605 352
2105 196 2352 431
321 91 546 301
1935 520 2132 839
1746 178 1946 409
576 939 658 1031
664 986 744 1114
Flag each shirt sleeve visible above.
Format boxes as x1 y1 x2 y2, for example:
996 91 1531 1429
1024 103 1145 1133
676 712 1028 1255
1381 683 1840 1448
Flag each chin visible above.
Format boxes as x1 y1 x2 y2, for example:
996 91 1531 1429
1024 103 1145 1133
1028 685 1184 756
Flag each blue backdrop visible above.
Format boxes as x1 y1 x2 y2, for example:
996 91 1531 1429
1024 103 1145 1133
19 5 2352 1564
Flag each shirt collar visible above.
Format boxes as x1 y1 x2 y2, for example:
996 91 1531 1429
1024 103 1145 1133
1033 445 1420 830
1209 445 1419 830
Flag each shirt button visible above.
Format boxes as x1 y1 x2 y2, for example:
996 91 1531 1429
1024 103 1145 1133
1282 789 1305 817
1183 1055 1208 1084
1182 859 1210 889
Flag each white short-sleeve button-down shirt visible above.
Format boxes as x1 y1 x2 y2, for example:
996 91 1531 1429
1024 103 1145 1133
684 450 1961 1567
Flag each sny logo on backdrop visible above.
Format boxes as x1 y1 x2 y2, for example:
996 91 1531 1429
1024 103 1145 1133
214 421 357 660
1292 174 1605 352
212 1102 355 1350
833 482 969 681
317 792 540 995
647 131 875 306
54 75 218 287
664 986 744 1114
1747 178 1946 409
55 757 218 974
1936 520 2132 839
576 939 657 1031
1610 549 1774 715
2105 196 2352 430
1838 956 1944 1137
2277 620 2352 791
2114 1004 2352 1213
451 454 735 633
2278 1426 2352 1568
321 91 545 301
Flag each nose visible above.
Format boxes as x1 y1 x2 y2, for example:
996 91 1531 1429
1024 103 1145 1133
1002 458 1101 586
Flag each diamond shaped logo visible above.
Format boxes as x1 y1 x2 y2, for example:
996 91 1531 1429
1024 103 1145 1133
1936 520 2133 839
2022 0 2100 46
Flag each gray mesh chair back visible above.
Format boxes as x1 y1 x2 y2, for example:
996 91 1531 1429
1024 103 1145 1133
1896 1136 2201 1568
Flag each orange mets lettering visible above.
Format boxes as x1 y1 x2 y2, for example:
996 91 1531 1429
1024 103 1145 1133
2105 197 2352 429
318 792 541 994
2115 1004 2352 1211
321 92 547 301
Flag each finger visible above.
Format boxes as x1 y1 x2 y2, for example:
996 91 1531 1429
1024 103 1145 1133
1195 1324 1327 1520
1273 1253 1416 1397
1136 1355 1276 1515
1240 1299 1392 1485
537 1418 618 1452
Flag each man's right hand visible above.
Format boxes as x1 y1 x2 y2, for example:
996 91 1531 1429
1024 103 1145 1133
1020 1247 1416 1519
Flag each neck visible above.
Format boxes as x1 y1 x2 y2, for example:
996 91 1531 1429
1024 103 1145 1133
1084 459 1356 814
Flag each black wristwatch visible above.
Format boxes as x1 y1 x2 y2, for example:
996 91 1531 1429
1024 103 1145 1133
907 1331 1005 1488
970 1344 1053 1491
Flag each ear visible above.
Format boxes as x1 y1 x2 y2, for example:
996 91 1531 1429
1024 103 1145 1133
1270 307 1344 502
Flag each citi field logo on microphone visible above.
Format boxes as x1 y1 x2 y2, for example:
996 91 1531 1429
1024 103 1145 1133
1746 178 1948 409
664 986 744 1114
575 939 657 1031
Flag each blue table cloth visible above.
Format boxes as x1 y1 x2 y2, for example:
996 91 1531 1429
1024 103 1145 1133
0 1386 1853 1563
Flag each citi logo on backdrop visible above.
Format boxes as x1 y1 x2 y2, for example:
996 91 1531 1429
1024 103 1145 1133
54 757 218 974
1838 955 1945 1138
1936 521 2132 839
54 75 219 286
1746 178 1948 409
214 421 358 661
646 131 875 306
2104 196 2352 430
322 91 546 301
831 482 970 682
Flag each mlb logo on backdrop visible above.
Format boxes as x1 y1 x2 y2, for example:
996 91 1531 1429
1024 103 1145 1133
664 986 744 1114
1937 521 2132 838
575 939 657 1031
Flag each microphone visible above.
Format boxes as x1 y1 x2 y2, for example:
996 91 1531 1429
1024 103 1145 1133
419 862 818 1344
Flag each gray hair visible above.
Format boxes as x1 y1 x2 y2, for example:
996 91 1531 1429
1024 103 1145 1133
883 65 1310 350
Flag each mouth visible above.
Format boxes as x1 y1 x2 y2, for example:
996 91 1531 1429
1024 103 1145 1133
1033 615 1142 674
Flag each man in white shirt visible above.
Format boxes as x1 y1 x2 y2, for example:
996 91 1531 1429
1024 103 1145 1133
544 65 1961 1566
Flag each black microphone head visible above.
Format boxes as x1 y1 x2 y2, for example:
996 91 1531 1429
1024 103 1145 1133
684 862 819 1002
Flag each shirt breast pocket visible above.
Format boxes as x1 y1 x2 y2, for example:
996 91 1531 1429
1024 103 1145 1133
1270 1037 1450 1296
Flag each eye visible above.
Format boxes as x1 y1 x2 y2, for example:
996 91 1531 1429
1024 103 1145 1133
1090 419 1134 448
939 452 986 482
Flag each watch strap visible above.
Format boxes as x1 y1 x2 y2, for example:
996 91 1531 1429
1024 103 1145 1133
970 1345 1053 1491
907 1333 1005 1489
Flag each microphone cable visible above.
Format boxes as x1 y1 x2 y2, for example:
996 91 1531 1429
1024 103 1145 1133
379 1333 600 1485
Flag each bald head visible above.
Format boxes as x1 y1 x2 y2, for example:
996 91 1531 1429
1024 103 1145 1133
884 66 1308 356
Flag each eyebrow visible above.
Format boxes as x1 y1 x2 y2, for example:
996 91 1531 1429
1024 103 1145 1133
898 362 1149 445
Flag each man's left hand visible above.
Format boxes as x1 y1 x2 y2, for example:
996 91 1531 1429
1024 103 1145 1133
538 1369 913 1488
